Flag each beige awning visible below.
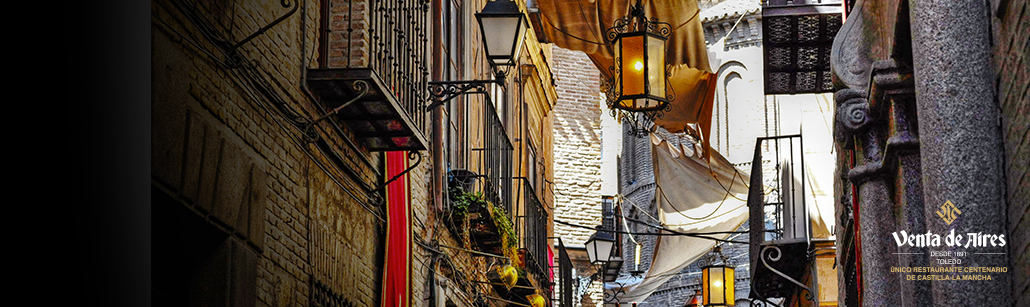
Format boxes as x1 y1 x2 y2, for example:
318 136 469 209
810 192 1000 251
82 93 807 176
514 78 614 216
609 135 750 303
536 0 718 158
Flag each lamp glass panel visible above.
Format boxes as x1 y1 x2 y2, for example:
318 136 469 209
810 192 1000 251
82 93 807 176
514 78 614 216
726 267 735 303
594 239 614 263
702 268 709 304
619 34 645 97
625 97 652 109
647 35 666 98
585 239 598 263
480 16 521 59
706 266 725 305
506 18 527 64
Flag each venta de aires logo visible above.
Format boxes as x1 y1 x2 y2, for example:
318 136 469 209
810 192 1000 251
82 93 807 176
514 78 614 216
892 200 1007 248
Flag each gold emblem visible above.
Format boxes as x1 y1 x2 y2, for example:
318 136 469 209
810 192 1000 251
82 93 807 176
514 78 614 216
936 200 962 225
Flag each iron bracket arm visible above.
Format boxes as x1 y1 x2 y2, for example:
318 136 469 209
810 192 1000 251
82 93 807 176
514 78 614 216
426 75 505 110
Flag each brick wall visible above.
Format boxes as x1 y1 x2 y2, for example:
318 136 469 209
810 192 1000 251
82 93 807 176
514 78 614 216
152 0 386 306
551 47 604 246
991 0 1029 306
327 0 369 68
550 46 604 306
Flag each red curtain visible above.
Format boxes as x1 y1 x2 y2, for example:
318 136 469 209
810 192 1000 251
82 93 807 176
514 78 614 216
382 151 410 307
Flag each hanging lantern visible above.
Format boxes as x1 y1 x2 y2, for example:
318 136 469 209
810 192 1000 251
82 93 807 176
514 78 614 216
604 0 674 122
700 246 736 306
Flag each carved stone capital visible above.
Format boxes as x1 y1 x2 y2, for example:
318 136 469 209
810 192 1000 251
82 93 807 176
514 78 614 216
834 88 871 144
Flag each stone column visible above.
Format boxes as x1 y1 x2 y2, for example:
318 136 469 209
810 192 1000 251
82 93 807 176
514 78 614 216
908 0 1011 305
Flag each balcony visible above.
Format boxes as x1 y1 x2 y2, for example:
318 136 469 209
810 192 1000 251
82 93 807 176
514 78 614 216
306 69 429 151
761 0 843 94
305 0 430 151
447 170 514 257
519 178 551 289
745 135 817 302
599 196 623 283
553 238 575 307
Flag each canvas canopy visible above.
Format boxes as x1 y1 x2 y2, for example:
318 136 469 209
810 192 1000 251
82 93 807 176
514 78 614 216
609 135 750 303
536 0 718 157
608 134 836 302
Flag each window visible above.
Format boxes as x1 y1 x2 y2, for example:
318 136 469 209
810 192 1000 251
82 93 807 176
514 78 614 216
442 0 467 170
527 141 538 191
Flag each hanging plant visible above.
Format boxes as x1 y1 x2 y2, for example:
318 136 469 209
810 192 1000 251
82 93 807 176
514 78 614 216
489 202 520 268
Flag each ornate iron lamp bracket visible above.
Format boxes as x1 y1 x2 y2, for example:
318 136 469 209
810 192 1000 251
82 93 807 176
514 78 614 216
426 72 506 111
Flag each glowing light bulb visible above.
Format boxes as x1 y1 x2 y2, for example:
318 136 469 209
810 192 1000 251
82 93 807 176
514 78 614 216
634 61 644 71
714 280 723 288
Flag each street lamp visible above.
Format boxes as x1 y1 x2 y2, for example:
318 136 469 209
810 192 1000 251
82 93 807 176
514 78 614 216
427 0 528 109
585 226 617 265
604 0 674 123
700 246 736 306
477 0 528 67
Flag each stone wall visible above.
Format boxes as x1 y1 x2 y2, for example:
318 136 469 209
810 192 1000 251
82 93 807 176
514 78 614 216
991 0 1029 305
550 46 604 307
552 47 604 247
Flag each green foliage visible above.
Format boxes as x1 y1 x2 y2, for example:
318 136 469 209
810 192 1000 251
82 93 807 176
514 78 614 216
448 186 483 219
447 186 521 266
489 202 520 267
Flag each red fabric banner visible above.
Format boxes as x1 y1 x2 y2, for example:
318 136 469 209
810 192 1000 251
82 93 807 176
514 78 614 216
382 151 410 307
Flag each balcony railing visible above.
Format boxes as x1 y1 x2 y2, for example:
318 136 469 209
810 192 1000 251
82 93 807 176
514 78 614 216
599 195 623 282
520 178 550 286
306 0 431 151
747 134 809 247
552 237 575 307
469 97 515 216
369 0 430 134
746 134 817 301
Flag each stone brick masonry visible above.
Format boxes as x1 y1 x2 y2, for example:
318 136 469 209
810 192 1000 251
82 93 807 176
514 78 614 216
551 47 604 248
991 0 1029 305
550 46 605 307
152 0 385 306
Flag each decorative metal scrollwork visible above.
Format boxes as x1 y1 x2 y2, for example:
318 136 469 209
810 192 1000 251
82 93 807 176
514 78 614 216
760 245 816 302
697 246 732 268
303 80 370 142
425 77 502 110
603 10 672 42
225 0 299 67
602 283 627 304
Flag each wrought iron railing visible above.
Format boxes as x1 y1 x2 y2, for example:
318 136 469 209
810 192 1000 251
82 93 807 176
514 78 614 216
368 0 430 134
601 195 622 257
746 134 809 264
470 97 515 216
552 237 575 307
520 178 550 285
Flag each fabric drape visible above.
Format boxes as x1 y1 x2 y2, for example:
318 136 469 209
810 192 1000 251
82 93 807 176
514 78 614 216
536 0 718 157
613 135 750 303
